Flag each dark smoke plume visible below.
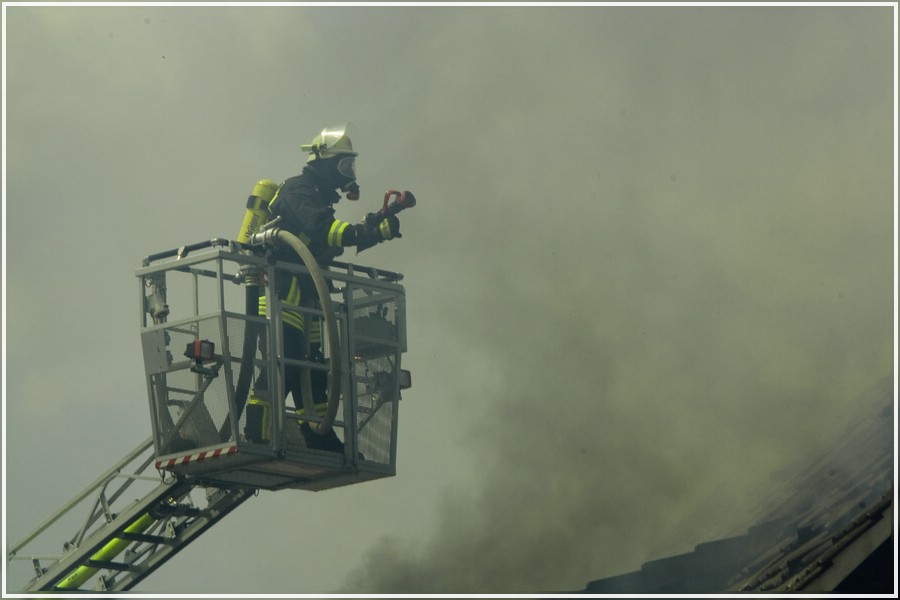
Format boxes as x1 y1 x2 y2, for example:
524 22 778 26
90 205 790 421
341 7 893 594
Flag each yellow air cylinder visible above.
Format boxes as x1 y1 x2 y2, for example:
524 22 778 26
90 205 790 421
237 179 278 244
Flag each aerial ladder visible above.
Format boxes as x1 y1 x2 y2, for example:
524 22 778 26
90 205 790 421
7 187 413 593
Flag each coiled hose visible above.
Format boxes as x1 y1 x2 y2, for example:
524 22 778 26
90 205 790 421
249 228 341 435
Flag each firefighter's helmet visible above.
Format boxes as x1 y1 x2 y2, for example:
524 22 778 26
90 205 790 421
302 124 357 159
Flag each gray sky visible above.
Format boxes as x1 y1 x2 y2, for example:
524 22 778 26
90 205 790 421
3 3 895 595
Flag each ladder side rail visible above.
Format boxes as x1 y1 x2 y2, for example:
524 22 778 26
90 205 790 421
23 481 186 592
23 479 255 592
8 437 154 561
70 481 113 552
104 486 255 592
70 439 164 551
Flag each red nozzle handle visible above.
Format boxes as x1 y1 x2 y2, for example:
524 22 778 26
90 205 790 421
382 189 417 216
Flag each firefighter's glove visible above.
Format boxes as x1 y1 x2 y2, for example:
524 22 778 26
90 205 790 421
379 214 402 240
356 214 400 253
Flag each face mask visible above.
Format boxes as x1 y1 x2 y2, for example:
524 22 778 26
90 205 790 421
337 156 356 179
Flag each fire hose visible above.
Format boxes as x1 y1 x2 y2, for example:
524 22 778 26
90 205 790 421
249 227 342 435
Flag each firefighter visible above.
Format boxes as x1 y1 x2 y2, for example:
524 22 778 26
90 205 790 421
246 124 404 453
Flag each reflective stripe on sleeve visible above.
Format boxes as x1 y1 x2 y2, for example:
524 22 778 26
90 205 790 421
328 220 351 247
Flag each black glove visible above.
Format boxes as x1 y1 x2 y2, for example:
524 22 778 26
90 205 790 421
380 214 401 240
358 213 401 249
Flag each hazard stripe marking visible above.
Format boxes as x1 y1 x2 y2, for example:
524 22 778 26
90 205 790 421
155 445 237 470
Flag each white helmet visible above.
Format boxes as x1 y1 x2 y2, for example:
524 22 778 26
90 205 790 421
302 123 357 159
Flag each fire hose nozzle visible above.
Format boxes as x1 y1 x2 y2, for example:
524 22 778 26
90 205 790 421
382 190 417 217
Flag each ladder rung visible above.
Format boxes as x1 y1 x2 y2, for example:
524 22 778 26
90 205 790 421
118 531 175 545
85 559 140 573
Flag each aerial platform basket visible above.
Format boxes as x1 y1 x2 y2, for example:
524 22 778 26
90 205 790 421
137 239 408 492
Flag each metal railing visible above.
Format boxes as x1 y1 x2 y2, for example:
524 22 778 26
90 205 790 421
136 239 407 489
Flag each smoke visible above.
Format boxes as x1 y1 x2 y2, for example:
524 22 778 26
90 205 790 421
2 5 892 595
341 7 894 593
